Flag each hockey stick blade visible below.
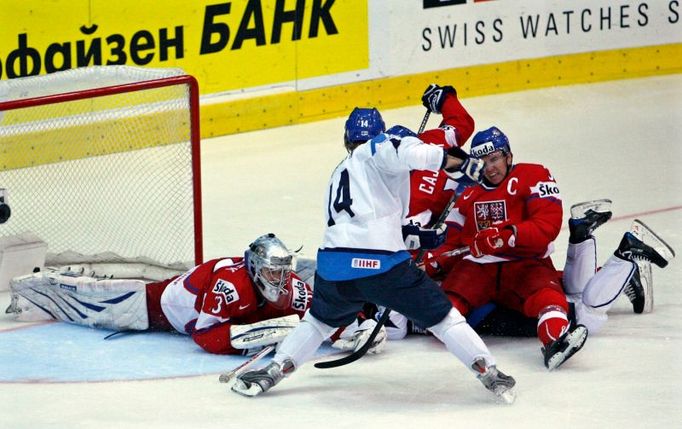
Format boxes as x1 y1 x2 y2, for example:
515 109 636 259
314 309 391 369
218 344 276 384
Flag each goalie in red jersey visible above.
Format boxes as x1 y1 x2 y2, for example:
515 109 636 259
7 233 385 356
432 126 589 370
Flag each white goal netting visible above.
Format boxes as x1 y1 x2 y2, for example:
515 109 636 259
0 66 202 278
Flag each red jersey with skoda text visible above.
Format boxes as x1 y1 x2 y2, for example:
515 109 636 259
442 163 563 262
157 257 312 354
407 93 475 226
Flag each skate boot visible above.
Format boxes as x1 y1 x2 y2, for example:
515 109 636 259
615 231 671 269
568 199 612 244
472 359 516 405
623 266 645 314
542 324 588 370
231 359 294 397
625 220 676 268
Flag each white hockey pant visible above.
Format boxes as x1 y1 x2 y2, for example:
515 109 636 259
571 255 636 334
429 308 496 372
9 270 149 330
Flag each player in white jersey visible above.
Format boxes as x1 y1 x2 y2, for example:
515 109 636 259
231 107 517 404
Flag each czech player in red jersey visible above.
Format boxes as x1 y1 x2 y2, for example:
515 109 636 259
435 126 589 370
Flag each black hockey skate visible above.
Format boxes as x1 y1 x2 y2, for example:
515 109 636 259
623 267 645 314
473 359 516 405
615 232 669 269
231 359 294 397
542 324 588 371
568 199 612 244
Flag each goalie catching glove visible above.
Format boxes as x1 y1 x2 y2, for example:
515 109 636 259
230 314 300 355
332 317 387 355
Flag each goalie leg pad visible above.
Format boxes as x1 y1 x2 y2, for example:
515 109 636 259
9 270 149 330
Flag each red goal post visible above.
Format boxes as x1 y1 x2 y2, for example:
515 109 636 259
0 66 202 280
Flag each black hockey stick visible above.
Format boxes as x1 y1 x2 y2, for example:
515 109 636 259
315 110 435 370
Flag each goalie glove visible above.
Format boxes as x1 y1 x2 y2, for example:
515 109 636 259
230 314 300 352
402 221 448 250
332 318 387 355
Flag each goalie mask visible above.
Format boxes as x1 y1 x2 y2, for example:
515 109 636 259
245 233 294 309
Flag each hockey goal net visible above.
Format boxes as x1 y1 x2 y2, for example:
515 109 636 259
0 66 202 280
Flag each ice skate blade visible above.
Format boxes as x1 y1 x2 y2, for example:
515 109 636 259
631 219 676 262
546 326 588 371
493 387 516 405
231 380 264 397
570 199 612 219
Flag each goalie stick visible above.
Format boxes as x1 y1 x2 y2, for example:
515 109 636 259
218 345 276 385
315 109 456 370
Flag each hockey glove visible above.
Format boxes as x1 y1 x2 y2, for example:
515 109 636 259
402 221 448 250
471 226 516 258
421 84 456 114
421 250 448 278
443 146 485 183
332 318 387 355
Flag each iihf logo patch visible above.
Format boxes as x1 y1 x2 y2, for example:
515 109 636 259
474 200 507 230
351 258 381 270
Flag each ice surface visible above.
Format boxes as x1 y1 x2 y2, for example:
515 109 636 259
1 75 680 429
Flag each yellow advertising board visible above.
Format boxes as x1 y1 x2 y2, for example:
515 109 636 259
0 0 369 94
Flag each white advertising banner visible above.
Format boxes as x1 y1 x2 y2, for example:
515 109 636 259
300 0 680 90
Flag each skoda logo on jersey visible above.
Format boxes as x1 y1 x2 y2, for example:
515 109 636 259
471 142 497 158
351 258 381 270
531 181 561 199
292 279 309 311
212 279 239 303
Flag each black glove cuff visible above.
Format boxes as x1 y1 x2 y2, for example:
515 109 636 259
446 145 468 161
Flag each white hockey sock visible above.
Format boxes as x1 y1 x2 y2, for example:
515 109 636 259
429 308 495 372
563 238 597 296
273 311 336 369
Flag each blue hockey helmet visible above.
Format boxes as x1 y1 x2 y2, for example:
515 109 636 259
344 107 386 151
470 126 510 158
386 124 417 139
